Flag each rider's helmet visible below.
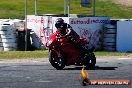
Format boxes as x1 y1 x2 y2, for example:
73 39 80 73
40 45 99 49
55 18 65 29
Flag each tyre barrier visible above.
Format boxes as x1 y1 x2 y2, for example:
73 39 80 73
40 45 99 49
103 47 116 51
103 37 116 43
0 30 16 35
1 38 16 43
0 47 17 51
0 25 16 31
103 34 116 38
0 34 16 39
4 47 17 51
0 40 17 51
103 24 116 51
0 47 4 51
104 28 116 34
0 42 3 46
3 42 17 48
103 42 116 46
0 25 17 51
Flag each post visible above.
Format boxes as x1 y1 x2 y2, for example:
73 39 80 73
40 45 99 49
35 0 37 16
68 0 70 17
93 0 96 16
64 0 66 15
25 0 28 51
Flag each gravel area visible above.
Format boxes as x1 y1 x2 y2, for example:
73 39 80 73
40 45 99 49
100 0 132 6
113 0 132 6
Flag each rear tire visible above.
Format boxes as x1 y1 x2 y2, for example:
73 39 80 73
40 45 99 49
86 53 96 68
49 50 65 70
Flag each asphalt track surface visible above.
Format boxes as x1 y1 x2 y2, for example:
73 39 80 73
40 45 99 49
0 57 132 88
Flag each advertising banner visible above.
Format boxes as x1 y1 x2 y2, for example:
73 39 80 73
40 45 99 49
69 17 110 49
27 16 70 49
27 15 53 49
27 15 109 49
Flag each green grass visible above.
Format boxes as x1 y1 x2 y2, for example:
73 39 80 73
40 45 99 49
0 50 131 59
0 0 132 19
95 51 130 56
0 50 48 59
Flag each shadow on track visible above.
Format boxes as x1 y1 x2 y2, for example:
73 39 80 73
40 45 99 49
63 66 118 70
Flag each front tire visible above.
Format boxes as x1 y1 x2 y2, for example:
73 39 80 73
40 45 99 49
49 50 65 70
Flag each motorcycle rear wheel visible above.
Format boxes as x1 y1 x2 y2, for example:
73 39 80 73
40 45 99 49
86 53 96 68
49 50 65 70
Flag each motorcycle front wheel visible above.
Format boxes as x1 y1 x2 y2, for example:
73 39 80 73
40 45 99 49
49 50 65 70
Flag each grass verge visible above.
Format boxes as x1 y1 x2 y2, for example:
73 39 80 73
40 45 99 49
0 50 132 59
0 50 48 59
0 0 132 19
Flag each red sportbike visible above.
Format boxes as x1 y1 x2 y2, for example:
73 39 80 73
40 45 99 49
46 32 96 70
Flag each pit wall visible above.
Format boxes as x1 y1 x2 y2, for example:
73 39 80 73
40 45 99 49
27 15 110 50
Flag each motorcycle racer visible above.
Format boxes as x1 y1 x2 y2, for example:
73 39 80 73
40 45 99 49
46 18 96 69
55 18 80 44
55 18 90 58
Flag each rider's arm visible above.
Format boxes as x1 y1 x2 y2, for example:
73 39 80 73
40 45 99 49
66 28 72 36
66 28 81 44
